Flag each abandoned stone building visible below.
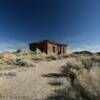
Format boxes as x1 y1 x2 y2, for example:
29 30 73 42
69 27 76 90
29 40 67 55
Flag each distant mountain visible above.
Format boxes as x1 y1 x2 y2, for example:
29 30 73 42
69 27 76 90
73 51 93 55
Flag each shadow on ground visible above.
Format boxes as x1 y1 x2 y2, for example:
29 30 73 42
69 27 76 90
44 89 75 100
42 72 72 100
44 83 99 100
48 81 63 86
42 73 66 78
42 72 99 100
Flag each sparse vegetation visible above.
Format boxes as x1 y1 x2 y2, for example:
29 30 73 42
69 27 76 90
16 49 21 53
60 55 100 100
16 58 35 67
46 54 58 60
0 50 60 70
0 50 100 100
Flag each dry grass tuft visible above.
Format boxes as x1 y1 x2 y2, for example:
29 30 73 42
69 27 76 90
0 50 62 70
15 58 35 67
61 55 100 100
46 54 58 61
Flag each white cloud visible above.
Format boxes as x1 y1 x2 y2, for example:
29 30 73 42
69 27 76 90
69 45 100 53
0 41 27 52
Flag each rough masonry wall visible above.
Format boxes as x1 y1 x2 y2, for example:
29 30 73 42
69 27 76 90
29 41 67 55
64 46 67 54
47 43 58 54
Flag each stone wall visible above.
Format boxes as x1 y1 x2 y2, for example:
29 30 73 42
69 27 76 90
29 41 67 55
47 42 58 54
47 42 66 55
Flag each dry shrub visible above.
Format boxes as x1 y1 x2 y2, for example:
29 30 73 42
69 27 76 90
0 52 17 65
32 53 47 61
61 56 97 80
0 50 59 68
78 56 93 70
46 54 58 61
91 55 100 62
75 67 100 99
61 56 100 100
0 58 16 65
61 54 71 58
1 58 16 65
16 58 35 67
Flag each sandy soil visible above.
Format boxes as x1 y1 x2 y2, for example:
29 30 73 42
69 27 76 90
0 59 67 100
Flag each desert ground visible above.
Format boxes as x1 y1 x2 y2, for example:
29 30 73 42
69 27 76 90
0 51 100 100
0 59 67 100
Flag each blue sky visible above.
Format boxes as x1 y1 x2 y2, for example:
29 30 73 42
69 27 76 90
0 0 100 52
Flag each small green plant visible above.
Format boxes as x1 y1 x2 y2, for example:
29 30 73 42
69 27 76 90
16 49 21 53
